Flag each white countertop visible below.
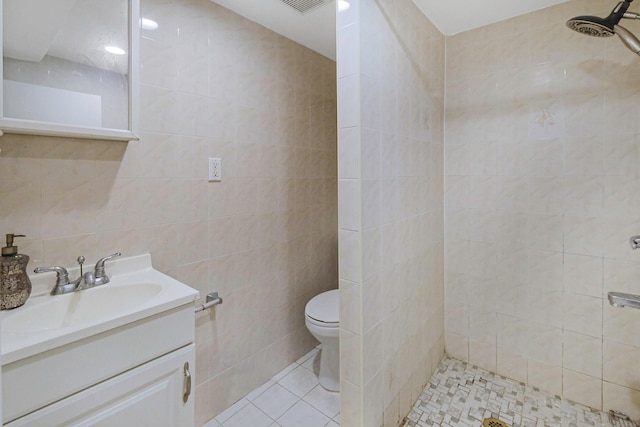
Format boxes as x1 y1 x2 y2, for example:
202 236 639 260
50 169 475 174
1 253 199 364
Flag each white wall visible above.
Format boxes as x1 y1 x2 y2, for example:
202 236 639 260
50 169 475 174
337 0 446 424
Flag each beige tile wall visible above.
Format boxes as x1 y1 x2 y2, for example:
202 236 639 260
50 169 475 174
0 0 337 425
337 0 445 425
11 0 638 422
444 0 640 417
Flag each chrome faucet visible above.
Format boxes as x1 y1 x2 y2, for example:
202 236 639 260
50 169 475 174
34 252 121 295
73 255 93 291
74 270 96 291
608 292 640 309
608 237 640 309
611 236 640 308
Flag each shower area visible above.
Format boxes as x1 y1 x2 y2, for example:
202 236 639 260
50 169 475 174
337 0 640 424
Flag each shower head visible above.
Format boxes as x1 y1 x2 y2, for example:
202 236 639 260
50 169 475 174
566 0 630 37
567 0 640 55
566 15 616 37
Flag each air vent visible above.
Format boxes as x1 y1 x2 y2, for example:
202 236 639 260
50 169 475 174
280 0 328 13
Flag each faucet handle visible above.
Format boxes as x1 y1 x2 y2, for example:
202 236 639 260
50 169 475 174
94 252 121 283
34 266 70 285
34 266 71 294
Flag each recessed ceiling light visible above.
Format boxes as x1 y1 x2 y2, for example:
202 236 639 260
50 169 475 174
338 0 350 11
140 17 159 31
105 46 126 55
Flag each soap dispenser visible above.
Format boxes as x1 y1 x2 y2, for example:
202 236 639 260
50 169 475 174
1 234 32 310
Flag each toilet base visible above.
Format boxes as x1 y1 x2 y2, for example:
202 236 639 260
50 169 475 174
318 342 339 392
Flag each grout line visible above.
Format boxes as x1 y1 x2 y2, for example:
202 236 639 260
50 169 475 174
248 402 277 426
214 398 250 424
245 379 276 402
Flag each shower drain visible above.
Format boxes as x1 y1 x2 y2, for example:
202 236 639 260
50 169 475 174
482 418 509 427
609 410 640 427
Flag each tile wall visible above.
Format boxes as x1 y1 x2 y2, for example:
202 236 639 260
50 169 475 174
337 0 445 425
0 0 337 425
444 0 640 418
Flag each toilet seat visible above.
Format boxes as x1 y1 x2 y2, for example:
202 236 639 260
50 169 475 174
305 290 339 327
306 316 338 328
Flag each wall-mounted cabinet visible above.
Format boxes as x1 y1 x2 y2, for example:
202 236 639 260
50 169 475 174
0 0 139 141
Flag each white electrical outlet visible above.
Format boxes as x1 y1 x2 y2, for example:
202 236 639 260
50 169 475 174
208 158 222 181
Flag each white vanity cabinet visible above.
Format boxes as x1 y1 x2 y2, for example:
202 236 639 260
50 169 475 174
7 344 194 427
3 305 196 426
1 254 200 427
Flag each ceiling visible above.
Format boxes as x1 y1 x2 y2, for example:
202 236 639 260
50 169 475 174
4 0 572 69
4 0 128 74
213 0 572 60
413 0 569 35
213 0 337 59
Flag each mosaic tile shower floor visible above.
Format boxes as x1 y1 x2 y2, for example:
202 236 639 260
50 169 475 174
403 357 635 427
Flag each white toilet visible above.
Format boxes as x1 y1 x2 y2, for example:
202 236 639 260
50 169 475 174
305 289 339 392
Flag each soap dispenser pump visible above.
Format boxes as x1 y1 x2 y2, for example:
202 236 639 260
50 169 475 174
1 233 32 309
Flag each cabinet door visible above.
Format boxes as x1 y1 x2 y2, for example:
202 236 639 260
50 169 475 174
7 344 195 427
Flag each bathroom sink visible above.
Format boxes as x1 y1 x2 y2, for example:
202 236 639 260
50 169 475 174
1 253 199 364
2 283 163 334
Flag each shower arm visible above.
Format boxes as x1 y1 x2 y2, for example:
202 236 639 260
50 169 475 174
622 0 639 19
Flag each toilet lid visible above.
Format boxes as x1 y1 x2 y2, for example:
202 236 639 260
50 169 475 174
305 289 339 325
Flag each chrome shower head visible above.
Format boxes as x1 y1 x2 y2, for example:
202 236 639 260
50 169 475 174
567 0 640 55
566 15 615 37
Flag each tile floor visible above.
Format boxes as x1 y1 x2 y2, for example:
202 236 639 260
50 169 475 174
204 346 340 427
404 356 635 427
205 353 636 427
